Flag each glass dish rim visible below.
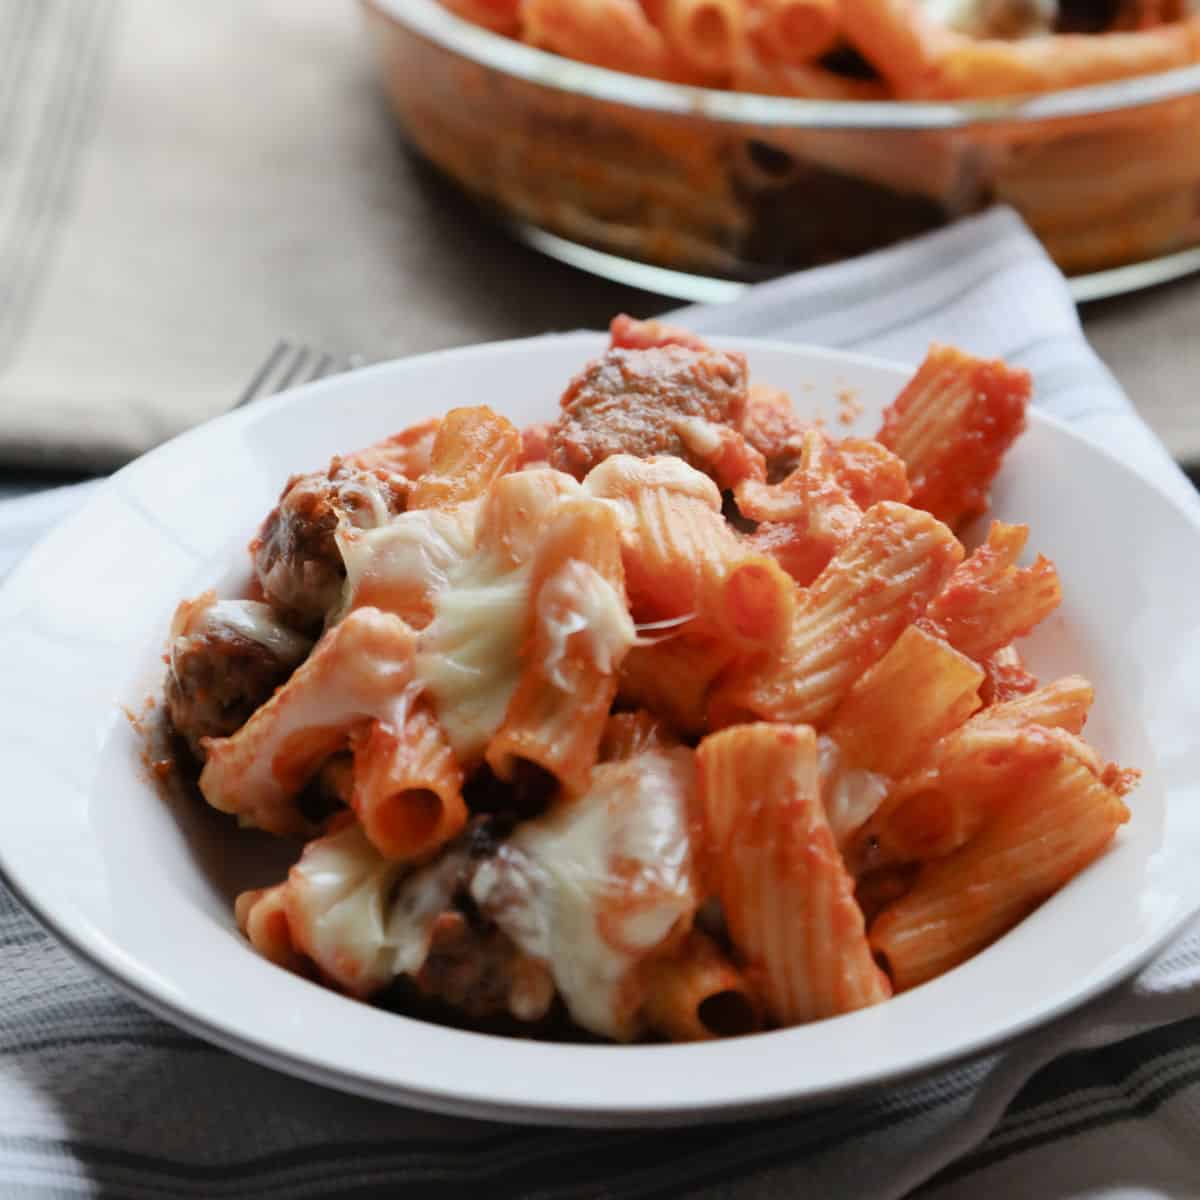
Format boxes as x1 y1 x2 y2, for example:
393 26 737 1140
367 0 1200 129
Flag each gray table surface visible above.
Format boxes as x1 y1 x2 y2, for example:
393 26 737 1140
1084 274 1200 466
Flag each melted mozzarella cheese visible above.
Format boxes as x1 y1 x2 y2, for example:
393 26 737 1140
671 414 725 458
414 549 532 761
287 821 466 995
169 592 312 667
477 468 582 565
386 846 471 976
818 734 890 848
583 454 723 510
336 502 479 624
337 472 400 530
198 609 418 832
205 600 313 663
538 560 636 690
919 0 1055 36
470 748 696 1040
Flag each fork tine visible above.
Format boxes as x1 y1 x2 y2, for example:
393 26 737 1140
273 346 311 394
235 342 358 411
307 351 334 383
232 340 291 409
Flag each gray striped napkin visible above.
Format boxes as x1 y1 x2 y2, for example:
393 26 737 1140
2 209 1199 1199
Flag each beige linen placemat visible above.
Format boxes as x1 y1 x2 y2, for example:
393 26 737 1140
0 0 649 471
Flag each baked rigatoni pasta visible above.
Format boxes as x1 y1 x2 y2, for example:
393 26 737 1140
661 0 746 74
349 704 467 860
640 929 761 1040
407 405 522 511
870 750 1131 989
921 521 1062 661
847 681 1101 869
444 0 1200 100
718 554 798 650
833 437 912 510
980 674 1096 734
839 0 953 94
419 0 1200 289
618 633 740 736
520 0 677 78
486 496 634 794
710 500 962 726
584 453 738 628
342 417 441 478
198 607 421 836
876 345 1031 529
752 0 843 65
697 723 891 1022
597 709 678 761
823 623 983 779
164 318 1136 1044
930 21 1199 100
737 427 864 586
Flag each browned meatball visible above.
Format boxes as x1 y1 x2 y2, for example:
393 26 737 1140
547 346 749 481
250 461 408 629
415 909 554 1023
164 592 312 761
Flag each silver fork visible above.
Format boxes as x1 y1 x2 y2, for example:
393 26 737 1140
232 340 363 408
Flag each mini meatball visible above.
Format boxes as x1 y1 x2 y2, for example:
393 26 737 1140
548 346 749 481
251 461 407 628
165 591 312 761
415 908 555 1023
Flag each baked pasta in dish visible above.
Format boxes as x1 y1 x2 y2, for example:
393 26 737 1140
163 317 1136 1043
366 0 1200 280
435 0 1200 99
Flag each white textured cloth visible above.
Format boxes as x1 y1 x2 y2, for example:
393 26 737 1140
2 209 1199 1199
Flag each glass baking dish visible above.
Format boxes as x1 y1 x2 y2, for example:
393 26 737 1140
363 0 1200 300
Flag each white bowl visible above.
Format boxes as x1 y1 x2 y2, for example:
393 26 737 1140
2 332 1198 1126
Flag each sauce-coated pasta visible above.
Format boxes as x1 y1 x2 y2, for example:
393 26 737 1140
163 315 1134 1043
